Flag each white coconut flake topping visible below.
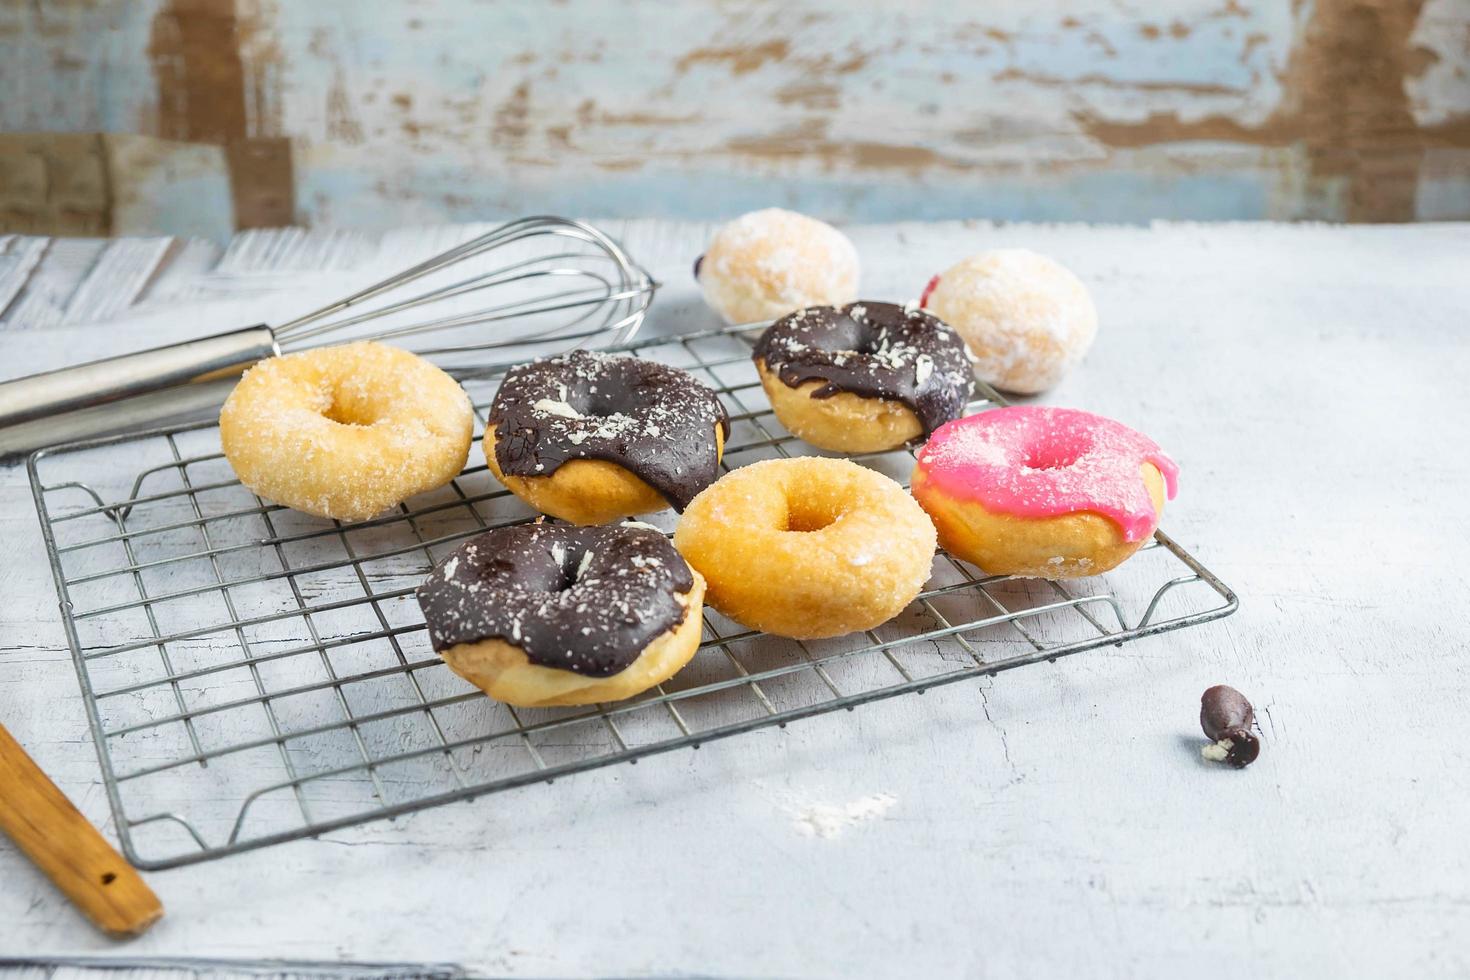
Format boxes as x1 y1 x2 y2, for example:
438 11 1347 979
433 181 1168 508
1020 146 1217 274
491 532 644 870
533 398 583 419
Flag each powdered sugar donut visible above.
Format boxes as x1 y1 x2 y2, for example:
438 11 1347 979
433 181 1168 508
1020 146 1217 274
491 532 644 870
920 249 1097 395
695 209 859 324
911 406 1177 579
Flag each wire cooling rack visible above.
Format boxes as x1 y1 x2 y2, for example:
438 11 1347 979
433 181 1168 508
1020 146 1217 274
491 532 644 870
29 323 1238 870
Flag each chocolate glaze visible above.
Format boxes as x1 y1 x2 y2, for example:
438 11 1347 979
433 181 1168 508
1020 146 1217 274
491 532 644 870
416 522 694 677
752 301 972 437
488 349 730 511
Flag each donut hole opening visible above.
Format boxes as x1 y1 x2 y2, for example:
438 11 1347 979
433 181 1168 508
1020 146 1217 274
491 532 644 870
1024 443 1085 470
323 403 373 427
580 390 624 417
568 385 644 420
813 310 874 355
547 549 594 592
784 499 841 533
321 386 383 428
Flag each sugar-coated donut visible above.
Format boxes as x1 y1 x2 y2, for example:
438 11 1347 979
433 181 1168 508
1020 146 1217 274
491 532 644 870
486 350 728 525
695 208 859 324
753 301 973 453
674 457 936 639
417 522 705 708
911 406 1178 579
921 249 1097 395
220 341 473 521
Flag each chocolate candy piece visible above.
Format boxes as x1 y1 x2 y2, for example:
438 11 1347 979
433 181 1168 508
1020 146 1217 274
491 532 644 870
1199 684 1261 768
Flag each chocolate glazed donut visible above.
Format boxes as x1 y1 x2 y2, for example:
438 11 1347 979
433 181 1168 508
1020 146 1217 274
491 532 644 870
417 522 707 706
752 301 973 454
486 349 730 524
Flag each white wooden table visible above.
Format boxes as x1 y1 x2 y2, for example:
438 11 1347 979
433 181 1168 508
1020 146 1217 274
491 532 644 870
1 220 1468 979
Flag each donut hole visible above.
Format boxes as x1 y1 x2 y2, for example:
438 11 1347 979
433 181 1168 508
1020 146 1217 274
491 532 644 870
580 390 627 418
811 309 872 355
783 498 841 533
539 551 592 593
320 384 384 428
565 383 645 420
322 401 374 427
1024 443 1085 471
560 551 596 591
517 567 580 595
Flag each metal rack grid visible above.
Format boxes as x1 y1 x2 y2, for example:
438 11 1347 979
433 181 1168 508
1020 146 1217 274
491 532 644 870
29 322 1238 870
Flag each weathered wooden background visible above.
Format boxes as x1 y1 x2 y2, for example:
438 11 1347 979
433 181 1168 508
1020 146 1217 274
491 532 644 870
2 0 1469 238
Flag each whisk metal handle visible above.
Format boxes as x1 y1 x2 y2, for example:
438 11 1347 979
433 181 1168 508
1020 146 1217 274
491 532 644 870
0 325 277 461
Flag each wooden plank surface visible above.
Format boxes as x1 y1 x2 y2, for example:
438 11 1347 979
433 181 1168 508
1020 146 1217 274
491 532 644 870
5 1 1470 232
0 219 1467 978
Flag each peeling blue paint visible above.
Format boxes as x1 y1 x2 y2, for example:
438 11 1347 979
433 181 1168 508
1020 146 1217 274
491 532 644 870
1 0 1465 235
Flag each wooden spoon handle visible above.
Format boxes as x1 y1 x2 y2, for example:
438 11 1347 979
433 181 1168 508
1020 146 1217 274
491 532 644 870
0 722 163 937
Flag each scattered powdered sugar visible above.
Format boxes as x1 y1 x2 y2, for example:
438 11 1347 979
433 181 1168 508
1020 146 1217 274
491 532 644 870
791 793 899 839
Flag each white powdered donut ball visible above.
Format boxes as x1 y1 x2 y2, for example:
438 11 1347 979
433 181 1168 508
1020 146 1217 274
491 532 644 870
695 208 859 324
921 249 1097 395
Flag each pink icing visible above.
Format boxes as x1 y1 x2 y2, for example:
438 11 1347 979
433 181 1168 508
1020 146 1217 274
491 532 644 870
915 406 1179 542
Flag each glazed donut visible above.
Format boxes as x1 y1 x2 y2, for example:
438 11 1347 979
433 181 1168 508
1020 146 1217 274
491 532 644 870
695 208 859 324
219 341 473 521
911 406 1178 579
753 301 973 453
674 457 935 639
417 522 705 708
920 249 1097 395
486 350 729 525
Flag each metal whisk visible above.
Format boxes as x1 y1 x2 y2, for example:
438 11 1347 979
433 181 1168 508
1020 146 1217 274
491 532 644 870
0 216 655 460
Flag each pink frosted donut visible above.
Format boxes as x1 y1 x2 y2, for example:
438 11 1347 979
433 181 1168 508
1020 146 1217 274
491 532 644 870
910 406 1179 579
